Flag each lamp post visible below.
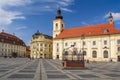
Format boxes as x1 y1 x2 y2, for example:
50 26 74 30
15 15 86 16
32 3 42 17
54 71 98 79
81 34 85 62
62 44 75 61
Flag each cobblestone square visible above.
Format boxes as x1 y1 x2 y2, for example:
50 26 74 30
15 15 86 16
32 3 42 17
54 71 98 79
0 58 120 80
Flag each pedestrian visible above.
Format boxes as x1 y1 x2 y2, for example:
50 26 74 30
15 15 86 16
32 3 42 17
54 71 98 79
87 59 89 63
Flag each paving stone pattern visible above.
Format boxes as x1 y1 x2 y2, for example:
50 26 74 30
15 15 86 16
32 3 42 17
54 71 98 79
0 58 120 80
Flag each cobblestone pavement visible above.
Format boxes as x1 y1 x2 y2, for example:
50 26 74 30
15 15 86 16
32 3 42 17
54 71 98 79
0 58 120 80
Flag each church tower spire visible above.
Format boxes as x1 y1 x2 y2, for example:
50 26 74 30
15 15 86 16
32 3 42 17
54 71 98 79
109 12 114 24
55 8 63 19
53 8 65 38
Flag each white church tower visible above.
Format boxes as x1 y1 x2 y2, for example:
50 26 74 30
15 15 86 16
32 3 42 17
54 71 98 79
53 8 64 38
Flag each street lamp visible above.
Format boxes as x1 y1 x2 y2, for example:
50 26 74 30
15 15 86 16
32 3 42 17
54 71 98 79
62 43 75 61
81 34 85 62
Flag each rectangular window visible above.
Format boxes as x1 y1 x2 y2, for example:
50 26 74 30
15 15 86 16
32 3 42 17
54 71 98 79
93 41 96 45
117 39 120 44
45 44 47 47
65 43 67 46
40 48 43 51
49 45 50 47
104 40 107 45
37 44 39 46
57 43 59 47
118 47 120 52
40 44 43 46
57 48 59 52
74 42 76 45
83 41 86 46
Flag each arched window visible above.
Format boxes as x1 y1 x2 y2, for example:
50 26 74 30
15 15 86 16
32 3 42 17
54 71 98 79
83 51 86 56
92 51 97 58
56 34 57 37
61 24 64 29
103 50 108 58
118 47 120 52
56 23 58 27
72 51 77 55
55 23 58 30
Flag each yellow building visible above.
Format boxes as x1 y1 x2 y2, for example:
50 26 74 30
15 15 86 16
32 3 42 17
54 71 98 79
30 30 52 59
53 9 120 62
0 31 26 58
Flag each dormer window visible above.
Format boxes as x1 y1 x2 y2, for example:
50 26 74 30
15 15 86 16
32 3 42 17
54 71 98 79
104 28 109 33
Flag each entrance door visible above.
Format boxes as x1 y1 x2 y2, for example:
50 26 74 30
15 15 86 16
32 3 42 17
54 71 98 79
56 55 59 59
12 52 17 58
40 54 42 59
44 54 46 59
118 56 120 61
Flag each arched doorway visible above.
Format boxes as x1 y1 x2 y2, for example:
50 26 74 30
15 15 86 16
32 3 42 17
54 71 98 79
118 56 120 61
117 47 120 61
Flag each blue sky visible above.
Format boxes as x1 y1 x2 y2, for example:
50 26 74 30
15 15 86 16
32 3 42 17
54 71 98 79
0 0 120 45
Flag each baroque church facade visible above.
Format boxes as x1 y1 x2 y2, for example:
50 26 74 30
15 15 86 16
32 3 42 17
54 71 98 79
53 9 120 62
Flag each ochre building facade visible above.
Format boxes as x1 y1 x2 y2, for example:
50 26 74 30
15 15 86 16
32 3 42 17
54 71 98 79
30 31 52 59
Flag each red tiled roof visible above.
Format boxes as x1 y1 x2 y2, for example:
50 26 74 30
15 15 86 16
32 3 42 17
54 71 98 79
54 24 120 39
0 32 26 46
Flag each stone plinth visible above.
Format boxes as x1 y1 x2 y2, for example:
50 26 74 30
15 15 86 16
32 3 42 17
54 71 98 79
63 61 85 69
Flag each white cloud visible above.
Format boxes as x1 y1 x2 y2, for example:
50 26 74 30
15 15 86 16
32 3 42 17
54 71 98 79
104 12 120 21
0 0 32 7
30 0 74 12
58 1 70 6
60 0 74 6
0 9 25 26
81 22 89 26
61 7 73 12
36 0 74 5
0 0 74 29
0 0 31 27
16 26 27 30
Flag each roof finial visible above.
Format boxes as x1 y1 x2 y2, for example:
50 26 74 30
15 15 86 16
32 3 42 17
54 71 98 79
109 12 113 18
13 33 15 35
2 29 4 32
57 7 61 15
37 30 39 33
